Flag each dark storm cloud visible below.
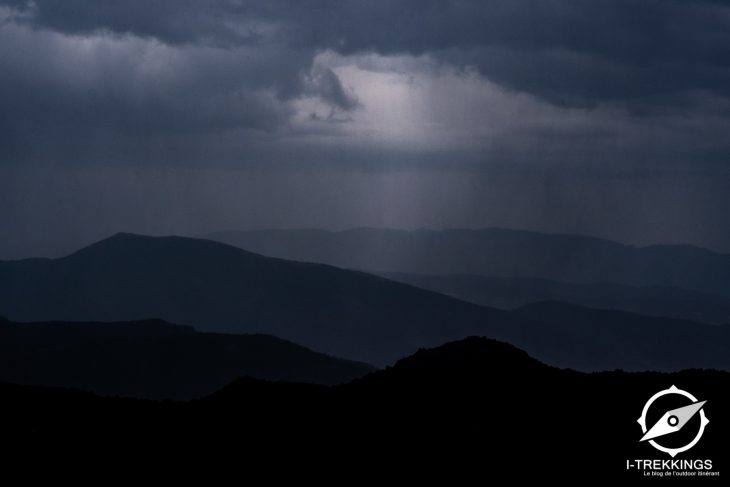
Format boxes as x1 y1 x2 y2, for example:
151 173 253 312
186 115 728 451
304 67 360 112
0 0 258 46
0 0 360 158
1 0 729 166
2 0 730 254
0 10 359 163
271 0 730 108
0 24 302 163
5 0 730 108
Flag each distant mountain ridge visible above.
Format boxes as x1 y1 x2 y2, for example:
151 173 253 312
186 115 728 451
3 233 730 371
0 233 502 366
205 228 730 296
0 318 372 399
382 272 730 324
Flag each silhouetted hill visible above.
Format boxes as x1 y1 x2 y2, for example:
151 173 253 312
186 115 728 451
383 272 730 323
4 338 728 479
382 335 550 373
206 228 730 296
2 233 730 372
0 319 372 399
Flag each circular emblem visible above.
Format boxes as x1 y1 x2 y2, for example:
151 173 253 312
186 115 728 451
637 385 709 458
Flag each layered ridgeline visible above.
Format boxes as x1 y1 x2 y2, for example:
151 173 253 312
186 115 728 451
0 318 372 399
0 233 500 366
3 337 728 479
205 228 730 298
2 233 730 369
381 273 730 324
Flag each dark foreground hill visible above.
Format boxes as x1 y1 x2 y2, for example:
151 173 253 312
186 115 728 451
2 234 730 372
3 337 727 479
0 319 371 399
383 272 730 324
206 227 730 297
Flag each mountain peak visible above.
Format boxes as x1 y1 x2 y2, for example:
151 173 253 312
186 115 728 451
392 336 549 373
66 232 253 262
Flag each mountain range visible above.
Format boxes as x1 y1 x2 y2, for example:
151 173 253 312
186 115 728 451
0 317 371 399
2 233 730 371
382 272 730 324
205 228 730 298
0 233 498 366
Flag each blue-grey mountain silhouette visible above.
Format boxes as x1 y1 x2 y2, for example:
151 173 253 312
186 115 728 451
381 272 730 324
206 228 730 297
2 233 730 370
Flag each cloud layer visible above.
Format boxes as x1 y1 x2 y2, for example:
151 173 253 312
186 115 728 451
2 1 730 253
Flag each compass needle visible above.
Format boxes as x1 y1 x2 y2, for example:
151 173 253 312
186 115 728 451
638 386 710 457
640 400 707 442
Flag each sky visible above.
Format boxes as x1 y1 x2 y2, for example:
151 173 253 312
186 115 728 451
2 0 730 257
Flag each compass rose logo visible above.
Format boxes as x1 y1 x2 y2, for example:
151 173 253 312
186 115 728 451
637 385 709 457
